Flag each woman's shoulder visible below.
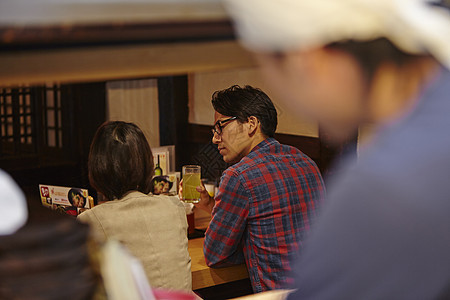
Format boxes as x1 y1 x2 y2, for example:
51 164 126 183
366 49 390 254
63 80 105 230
148 194 186 209
78 193 185 219
122 192 185 210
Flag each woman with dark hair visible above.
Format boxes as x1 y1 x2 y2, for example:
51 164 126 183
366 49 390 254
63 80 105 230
78 121 191 292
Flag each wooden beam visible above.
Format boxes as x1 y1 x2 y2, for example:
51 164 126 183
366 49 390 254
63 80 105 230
0 21 234 49
0 40 256 87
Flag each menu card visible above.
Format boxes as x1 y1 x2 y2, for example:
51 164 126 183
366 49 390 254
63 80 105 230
39 184 93 217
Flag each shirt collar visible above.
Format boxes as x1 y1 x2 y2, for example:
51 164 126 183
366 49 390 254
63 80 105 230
249 137 278 154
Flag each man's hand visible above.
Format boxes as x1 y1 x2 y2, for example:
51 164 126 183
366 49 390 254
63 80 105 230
179 179 215 214
194 184 215 214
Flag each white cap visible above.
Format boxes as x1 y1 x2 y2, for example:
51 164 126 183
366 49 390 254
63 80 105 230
224 0 450 67
0 169 28 235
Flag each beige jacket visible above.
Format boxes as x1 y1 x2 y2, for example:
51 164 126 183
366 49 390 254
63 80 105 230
78 191 191 291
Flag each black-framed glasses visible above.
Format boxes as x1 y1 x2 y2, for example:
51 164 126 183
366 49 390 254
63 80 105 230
211 117 237 136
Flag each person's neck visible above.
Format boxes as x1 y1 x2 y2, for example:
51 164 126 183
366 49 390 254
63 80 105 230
247 132 268 154
229 132 268 165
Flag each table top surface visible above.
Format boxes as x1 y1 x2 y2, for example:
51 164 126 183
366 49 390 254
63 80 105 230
188 209 249 290
188 237 249 290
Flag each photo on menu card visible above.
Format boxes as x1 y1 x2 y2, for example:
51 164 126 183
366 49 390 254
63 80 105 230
39 184 93 217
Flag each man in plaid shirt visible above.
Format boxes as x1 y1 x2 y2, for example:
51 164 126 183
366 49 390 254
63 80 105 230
193 85 325 293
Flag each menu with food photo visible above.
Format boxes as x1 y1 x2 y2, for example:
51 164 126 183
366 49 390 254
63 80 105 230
39 184 93 217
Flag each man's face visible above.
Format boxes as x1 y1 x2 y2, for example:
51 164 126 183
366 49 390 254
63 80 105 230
212 111 252 164
153 181 164 194
254 48 367 143
163 182 170 193
72 194 85 208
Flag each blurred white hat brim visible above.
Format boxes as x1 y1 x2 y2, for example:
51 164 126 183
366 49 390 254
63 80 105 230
224 0 450 67
0 170 28 235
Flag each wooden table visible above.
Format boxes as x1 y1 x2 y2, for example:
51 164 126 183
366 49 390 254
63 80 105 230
188 209 249 291
188 237 249 290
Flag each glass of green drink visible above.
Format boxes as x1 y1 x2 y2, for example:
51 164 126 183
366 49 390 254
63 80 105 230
182 165 201 203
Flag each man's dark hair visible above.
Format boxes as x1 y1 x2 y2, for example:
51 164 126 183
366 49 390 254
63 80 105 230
327 38 429 85
88 121 154 201
67 188 85 206
211 85 278 137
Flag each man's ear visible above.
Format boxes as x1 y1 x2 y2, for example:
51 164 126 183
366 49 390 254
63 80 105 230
247 116 259 135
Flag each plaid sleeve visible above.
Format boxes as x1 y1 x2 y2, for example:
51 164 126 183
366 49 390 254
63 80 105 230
203 169 249 267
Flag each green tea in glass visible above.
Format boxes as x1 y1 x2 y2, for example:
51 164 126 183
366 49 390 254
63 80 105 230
182 165 201 203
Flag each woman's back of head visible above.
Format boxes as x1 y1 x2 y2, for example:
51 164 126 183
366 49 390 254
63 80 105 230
88 121 154 201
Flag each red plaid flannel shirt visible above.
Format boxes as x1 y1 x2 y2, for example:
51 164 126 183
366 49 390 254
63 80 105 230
204 138 325 292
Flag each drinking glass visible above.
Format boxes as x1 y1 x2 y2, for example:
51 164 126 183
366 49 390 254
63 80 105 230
182 165 201 203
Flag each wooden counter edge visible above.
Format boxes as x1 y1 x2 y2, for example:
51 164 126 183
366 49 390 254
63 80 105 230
188 237 249 290
191 262 249 290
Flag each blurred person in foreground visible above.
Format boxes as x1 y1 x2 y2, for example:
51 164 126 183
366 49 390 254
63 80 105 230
78 121 192 292
0 169 100 299
185 85 325 292
223 0 450 299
